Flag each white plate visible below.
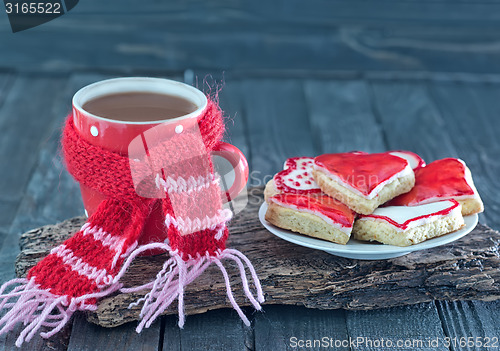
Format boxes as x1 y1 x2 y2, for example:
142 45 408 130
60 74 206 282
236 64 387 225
259 202 478 260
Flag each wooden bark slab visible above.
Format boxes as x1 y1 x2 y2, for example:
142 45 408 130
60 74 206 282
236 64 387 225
15 187 500 328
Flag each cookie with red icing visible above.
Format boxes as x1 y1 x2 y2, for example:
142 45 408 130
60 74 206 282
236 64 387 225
312 152 415 214
264 157 321 202
353 199 464 246
387 158 483 216
266 193 356 244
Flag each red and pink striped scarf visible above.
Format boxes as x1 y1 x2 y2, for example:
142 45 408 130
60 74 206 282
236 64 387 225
0 99 263 347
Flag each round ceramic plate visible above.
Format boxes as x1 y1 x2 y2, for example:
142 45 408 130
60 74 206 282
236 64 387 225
258 202 478 260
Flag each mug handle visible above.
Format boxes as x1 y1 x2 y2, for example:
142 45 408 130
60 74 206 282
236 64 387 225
212 142 249 203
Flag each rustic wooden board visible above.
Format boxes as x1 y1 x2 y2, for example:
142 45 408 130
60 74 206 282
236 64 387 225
14 187 500 328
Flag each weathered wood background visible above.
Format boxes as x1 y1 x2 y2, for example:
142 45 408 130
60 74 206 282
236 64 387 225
3 0 500 75
1 1 500 350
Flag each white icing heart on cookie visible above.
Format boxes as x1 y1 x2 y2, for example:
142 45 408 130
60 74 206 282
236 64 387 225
274 157 321 194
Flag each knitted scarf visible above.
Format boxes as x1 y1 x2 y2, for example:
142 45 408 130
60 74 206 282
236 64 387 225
0 99 264 347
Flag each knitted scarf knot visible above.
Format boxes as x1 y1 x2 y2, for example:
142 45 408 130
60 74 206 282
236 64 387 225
0 99 263 347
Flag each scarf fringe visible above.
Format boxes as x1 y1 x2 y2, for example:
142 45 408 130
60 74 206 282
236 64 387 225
0 277 123 347
0 241 263 346
119 243 264 331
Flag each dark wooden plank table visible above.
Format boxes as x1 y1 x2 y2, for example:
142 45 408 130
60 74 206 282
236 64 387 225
0 71 499 351
4 0 500 75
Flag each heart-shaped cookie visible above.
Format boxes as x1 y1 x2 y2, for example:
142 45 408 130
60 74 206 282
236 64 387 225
314 152 412 198
387 158 483 215
274 157 322 194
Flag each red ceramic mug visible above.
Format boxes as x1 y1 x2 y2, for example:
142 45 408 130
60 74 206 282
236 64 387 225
72 77 249 246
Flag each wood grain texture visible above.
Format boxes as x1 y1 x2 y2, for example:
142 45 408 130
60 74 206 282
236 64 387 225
14 188 500 329
0 199 20 229
0 74 68 297
0 74 14 111
67 315 160 351
0 75 66 203
368 79 500 350
4 3 500 74
0 323 71 351
163 309 250 351
241 79 315 185
436 300 500 351
0 74 16 234
254 305 349 351
304 80 386 154
369 80 458 162
7 74 101 233
429 82 500 230
346 303 449 351
45 0 500 21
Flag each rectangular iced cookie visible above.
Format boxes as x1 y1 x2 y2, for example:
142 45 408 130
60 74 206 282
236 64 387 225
352 199 465 246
